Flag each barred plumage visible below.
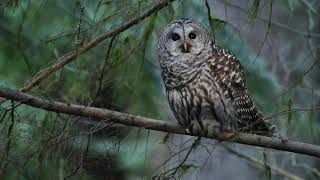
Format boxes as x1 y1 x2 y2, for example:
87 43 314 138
158 19 275 137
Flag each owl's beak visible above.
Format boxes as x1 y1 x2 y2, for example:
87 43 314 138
181 42 190 53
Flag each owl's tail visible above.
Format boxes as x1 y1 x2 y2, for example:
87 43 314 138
253 114 276 136
233 93 276 137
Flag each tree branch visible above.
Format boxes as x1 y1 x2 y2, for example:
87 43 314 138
0 87 320 158
0 0 174 104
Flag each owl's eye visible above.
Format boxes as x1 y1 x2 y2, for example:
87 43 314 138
188 32 196 39
171 33 180 41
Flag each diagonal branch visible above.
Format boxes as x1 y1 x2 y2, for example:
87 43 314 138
0 0 174 104
0 86 320 158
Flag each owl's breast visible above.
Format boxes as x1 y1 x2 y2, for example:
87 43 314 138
166 73 217 127
161 66 200 90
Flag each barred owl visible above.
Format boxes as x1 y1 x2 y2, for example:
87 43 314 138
158 19 275 137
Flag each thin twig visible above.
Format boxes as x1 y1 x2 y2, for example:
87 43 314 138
253 0 273 63
264 106 320 120
91 35 117 105
170 137 201 176
0 100 15 178
216 0 320 38
224 146 303 180
299 0 319 17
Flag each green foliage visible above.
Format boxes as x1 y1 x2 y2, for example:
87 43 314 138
191 137 202 151
209 18 227 32
0 1 166 179
277 0 299 12
161 133 170 144
287 98 293 126
262 152 271 180
249 0 260 28
177 164 198 177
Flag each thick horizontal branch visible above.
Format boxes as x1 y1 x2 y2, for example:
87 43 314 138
1 86 320 158
0 0 173 104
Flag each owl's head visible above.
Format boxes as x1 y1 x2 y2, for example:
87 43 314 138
158 19 211 62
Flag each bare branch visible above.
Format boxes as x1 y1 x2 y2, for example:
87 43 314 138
1 86 320 158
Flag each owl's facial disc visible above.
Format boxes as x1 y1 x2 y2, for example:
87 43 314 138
165 21 208 56
164 26 186 56
158 19 211 63
168 24 194 54
181 23 207 55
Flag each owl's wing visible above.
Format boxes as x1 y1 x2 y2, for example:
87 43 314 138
207 46 275 135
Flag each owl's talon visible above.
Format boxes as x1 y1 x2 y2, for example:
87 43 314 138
187 121 202 136
202 119 221 138
274 133 288 143
185 128 191 134
216 132 235 139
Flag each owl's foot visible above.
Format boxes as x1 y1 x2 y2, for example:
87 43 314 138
186 120 204 135
202 119 221 137
203 121 235 139
215 132 235 139
274 133 288 143
186 120 234 138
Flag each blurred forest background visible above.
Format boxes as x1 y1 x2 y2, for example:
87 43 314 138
0 0 319 179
